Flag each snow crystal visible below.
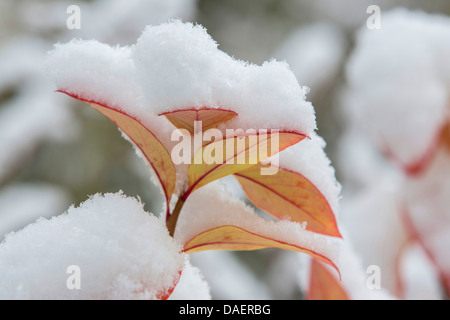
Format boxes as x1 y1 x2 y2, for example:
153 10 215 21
0 192 184 300
346 8 450 169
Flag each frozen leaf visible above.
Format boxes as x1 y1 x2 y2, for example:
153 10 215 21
160 108 237 135
183 225 339 273
235 164 341 237
185 131 305 198
59 91 176 215
308 260 349 300
175 182 340 277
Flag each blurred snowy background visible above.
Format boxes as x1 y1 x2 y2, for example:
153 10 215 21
1 0 450 299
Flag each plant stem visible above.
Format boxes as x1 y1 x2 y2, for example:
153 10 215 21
167 196 185 238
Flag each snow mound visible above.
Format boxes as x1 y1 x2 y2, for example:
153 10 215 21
45 20 316 135
0 192 184 300
346 9 450 169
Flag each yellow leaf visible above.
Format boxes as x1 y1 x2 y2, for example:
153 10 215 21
160 108 238 135
183 225 339 274
59 91 176 216
308 259 349 300
235 165 341 237
184 131 306 199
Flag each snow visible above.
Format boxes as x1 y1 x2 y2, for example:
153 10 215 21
190 251 272 299
0 183 70 240
168 260 211 300
0 82 76 181
340 241 393 300
0 37 46 88
404 150 450 286
18 0 196 45
346 8 450 169
338 115 450 300
45 40 139 114
175 182 340 268
404 150 450 234
340 8 450 299
266 251 304 299
331 239 395 300
46 20 316 138
264 133 341 218
0 38 77 183
45 20 322 201
399 243 442 300
298 239 395 300
275 23 345 95
219 176 248 202
337 125 393 192
0 192 184 300
340 173 408 295
40 15 346 300
337 87 396 193
427 230 450 286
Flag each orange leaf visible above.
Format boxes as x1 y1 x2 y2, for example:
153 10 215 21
59 91 176 216
308 259 348 300
159 108 238 135
183 225 339 274
184 131 306 200
235 165 341 237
